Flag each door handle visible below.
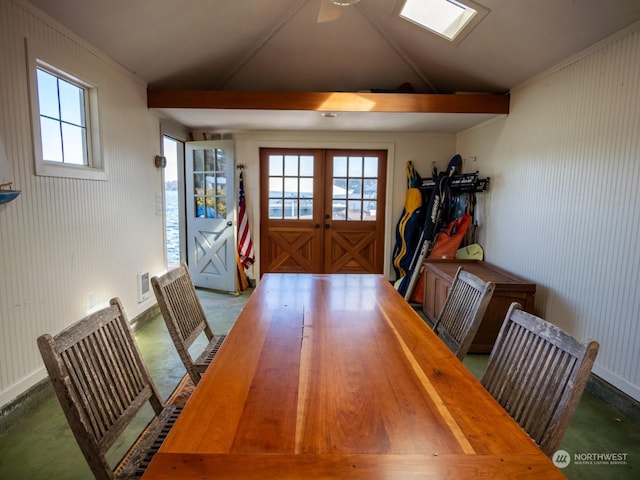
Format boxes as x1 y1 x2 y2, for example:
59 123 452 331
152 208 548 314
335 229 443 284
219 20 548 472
226 221 233 226
324 224 331 229
314 223 321 228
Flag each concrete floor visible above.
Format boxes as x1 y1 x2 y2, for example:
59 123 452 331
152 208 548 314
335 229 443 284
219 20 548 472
0 289 637 479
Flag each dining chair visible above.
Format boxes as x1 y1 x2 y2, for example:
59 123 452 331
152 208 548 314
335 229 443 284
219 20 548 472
151 263 226 385
481 302 599 456
37 298 182 480
432 266 495 360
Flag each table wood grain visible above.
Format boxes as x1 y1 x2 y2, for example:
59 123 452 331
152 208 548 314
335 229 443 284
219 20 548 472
142 273 564 479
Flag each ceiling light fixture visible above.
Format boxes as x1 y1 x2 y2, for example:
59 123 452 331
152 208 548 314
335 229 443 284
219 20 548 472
321 112 340 118
330 1 360 6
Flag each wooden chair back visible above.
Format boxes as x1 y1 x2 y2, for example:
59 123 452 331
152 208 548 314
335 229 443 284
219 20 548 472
481 302 599 456
433 266 495 360
37 298 166 480
151 263 220 385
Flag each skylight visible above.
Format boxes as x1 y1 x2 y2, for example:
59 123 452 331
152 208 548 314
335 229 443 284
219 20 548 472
399 0 488 43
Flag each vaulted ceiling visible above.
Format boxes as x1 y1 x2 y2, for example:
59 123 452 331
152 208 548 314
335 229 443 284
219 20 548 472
27 0 640 132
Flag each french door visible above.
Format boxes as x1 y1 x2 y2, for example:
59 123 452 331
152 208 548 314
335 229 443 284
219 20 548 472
260 148 387 274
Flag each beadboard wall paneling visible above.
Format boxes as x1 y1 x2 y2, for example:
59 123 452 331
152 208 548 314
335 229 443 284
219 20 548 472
0 0 165 407
457 26 640 400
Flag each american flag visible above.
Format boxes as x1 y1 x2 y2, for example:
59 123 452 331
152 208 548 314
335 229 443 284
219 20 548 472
237 170 255 268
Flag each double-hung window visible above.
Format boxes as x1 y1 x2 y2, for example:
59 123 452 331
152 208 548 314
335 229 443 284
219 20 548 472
27 39 105 180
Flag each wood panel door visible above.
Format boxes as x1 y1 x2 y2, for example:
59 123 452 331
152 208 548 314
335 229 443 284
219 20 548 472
260 148 386 274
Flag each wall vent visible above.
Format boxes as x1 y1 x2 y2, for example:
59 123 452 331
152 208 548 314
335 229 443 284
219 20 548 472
137 271 150 303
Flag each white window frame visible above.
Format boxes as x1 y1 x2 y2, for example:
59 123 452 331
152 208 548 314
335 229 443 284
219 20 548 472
26 38 106 181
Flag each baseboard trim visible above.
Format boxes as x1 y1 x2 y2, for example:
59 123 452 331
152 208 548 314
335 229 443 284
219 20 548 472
131 302 160 331
0 302 160 434
585 374 640 425
0 378 52 436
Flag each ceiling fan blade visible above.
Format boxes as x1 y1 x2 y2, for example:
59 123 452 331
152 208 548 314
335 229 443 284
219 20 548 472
317 0 342 23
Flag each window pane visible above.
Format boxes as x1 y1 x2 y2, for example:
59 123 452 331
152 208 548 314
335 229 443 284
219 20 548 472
58 78 84 126
364 157 378 177
40 117 63 162
37 69 59 119
61 123 86 165
300 155 314 176
348 156 363 176
269 155 283 176
334 156 347 177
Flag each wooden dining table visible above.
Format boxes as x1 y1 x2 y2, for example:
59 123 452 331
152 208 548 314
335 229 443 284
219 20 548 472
142 273 564 479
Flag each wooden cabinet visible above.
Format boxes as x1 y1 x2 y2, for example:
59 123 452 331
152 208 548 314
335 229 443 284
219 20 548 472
422 260 536 353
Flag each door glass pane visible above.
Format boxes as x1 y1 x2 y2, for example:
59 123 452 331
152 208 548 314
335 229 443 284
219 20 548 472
332 154 380 222
269 199 283 219
364 157 378 177
284 155 299 176
299 178 313 197
268 153 313 220
193 148 227 219
205 149 215 171
348 179 363 199
269 155 283 175
214 149 226 218
193 150 204 171
333 199 346 220
348 156 363 177
300 156 314 176
366 200 377 219
269 177 283 197
334 156 347 177
348 200 362 220
284 177 298 197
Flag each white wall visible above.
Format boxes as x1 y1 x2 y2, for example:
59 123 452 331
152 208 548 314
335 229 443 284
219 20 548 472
0 0 166 407
457 23 640 401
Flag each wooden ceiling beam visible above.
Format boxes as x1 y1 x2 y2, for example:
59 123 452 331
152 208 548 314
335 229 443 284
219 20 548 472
147 90 509 114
